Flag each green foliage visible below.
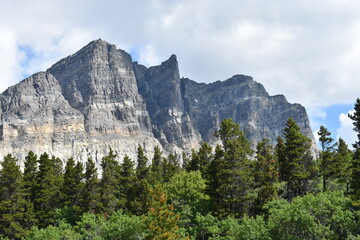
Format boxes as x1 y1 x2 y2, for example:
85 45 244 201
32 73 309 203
165 170 210 232
336 138 353 193
150 146 164 184
130 145 151 215
349 98 360 206
282 118 316 199
318 125 337 192
23 151 38 203
118 155 136 212
0 154 36 239
187 142 213 178
212 118 254 217
163 153 181 182
61 158 84 208
75 211 145 240
266 191 359 240
79 158 100 214
98 148 120 214
33 152 62 227
24 221 82 240
253 138 279 214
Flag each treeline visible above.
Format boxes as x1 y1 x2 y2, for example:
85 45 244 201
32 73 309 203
1 99 360 239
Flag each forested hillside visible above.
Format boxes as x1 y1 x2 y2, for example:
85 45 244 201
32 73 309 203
1 99 360 240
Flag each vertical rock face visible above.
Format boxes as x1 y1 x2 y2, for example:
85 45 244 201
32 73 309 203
133 55 202 152
0 39 316 166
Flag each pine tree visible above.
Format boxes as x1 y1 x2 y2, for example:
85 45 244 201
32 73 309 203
79 158 99 214
23 151 38 203
348 98 360 206
206 144 224 211
61 158 84 210
131 145 151 215
318 125 336 192
213 118 254 217
336 138 353 194
163 153 181 182
187 142 213 178
150 146 164 184
282 118 315 200
253 138 279 214
0 154 36 239
275 136 287 182
98 148 120 215
118 155 136 212
33 152 62 227
143 185 188 240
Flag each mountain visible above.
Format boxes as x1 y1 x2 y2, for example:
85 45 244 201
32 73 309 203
0 39 315 167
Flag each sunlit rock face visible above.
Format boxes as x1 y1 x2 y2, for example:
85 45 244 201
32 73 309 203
0 39 315 167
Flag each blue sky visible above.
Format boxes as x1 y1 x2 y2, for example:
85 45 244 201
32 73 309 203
0 0 359 147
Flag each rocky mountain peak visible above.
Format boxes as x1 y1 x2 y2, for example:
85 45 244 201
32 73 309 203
0 39 315 165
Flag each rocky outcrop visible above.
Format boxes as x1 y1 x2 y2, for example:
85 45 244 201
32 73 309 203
0 39 315 166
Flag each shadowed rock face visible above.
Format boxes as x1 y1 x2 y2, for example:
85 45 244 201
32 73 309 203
0 39 315 166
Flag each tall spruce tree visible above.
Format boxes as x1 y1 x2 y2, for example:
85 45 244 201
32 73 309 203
253 138 279 214
348 98 360 206
23 151 38 203
0 154 36 239
213 118 254 217
275 136 287 183
150 146 163 184
187 142 213 178
33 152 62 227
163 153 181 182
206 144 224 212
318 125 336 192
61 158 84 212
131 145 150 215
79 158 99 214
336 138 353 194
118 155 136 212
282 118 315 200
98 148 120 215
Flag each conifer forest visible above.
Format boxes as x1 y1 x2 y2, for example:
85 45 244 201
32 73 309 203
1 99 360 240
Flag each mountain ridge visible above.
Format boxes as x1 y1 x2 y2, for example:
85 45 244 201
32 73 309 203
0 39 315 166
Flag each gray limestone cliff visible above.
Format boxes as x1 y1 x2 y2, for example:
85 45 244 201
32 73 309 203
0 39 315 165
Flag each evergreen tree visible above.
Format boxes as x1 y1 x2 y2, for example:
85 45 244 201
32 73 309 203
79 158 99 214
61 158 84 221
253 138 278 214
282 118 315 200
336 138 353 194
187 142 213 178
118 155 136 212
98 148 120 215
348 98 360 206
275 136 287 182
143 185 188 240
213 118 254 217
23 151 38 203
131 145 150 215
164 153 182 182
318 125 336 192
0 154 36 239
33 152 62 227
206 144 224 212
150 146 163 184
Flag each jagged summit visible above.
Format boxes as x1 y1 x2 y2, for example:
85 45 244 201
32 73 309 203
0 39 315 165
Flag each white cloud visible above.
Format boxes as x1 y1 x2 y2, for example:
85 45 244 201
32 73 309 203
337 110 357 148
0 0 359 112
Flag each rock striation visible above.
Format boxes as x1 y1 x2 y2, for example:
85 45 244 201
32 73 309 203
0 39 315 166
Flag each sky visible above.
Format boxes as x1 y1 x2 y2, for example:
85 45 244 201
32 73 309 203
0 0 359 147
